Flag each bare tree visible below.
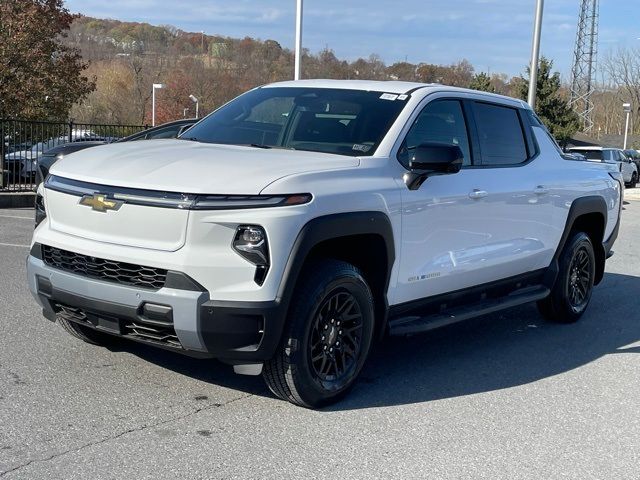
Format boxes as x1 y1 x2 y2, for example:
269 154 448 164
604 47 640 134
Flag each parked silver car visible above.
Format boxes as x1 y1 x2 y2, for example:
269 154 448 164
624 149 640 172
568 146 638 187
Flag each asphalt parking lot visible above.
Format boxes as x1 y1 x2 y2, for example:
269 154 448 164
1 198 639 479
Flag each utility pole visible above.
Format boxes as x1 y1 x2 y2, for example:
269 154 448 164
152 83 164 127
527 0 544 109
294 0 303 80
623 103 632 150
189 95 199 119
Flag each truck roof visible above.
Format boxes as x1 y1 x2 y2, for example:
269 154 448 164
263 79 531 108
569 146 615 151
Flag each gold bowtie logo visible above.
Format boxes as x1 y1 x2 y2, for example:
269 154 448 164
79 194 123 212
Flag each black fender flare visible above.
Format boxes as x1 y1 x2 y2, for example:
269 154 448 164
544 195 608 288
276 211 396 337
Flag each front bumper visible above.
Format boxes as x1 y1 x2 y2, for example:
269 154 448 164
27 249 285 363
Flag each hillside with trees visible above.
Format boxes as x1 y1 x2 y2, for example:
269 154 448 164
63 16 524 126
3 4 639 146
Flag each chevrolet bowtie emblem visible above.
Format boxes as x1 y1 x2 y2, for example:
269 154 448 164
78 194 123 212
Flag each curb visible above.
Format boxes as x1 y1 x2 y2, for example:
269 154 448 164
0 192 36 209
624 188 640 202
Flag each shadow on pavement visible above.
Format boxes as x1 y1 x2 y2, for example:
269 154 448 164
106 272 640 410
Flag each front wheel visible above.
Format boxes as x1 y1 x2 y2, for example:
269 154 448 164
537 232 595 323
627 172 638 188
263 260 375 408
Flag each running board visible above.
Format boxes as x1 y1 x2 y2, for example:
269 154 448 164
389 286 550 336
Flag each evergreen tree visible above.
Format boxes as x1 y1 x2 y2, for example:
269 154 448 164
518 57 580 146
469 72 494 93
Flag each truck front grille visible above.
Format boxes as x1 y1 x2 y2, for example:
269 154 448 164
52 302 183 350
56 303 88 323
122 322 181 348
42 245 167 290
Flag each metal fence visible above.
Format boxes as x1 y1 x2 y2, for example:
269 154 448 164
1 119 146 192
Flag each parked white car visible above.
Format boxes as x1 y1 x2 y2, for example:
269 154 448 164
28 80 622 407
568 146 638 187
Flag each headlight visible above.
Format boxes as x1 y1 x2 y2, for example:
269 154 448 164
35 192 46 227
233 225 269 285
192 193 312 210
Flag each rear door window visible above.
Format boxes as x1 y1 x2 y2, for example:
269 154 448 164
602 150 616 163
472 102 528 166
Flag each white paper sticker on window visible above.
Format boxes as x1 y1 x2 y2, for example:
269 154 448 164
352 144 372 152
380 93 398 101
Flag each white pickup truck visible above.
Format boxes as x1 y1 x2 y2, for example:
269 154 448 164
28 80 622 407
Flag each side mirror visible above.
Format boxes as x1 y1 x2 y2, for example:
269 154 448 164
403 143 464 190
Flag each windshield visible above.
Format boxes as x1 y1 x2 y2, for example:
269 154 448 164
181 87 409 156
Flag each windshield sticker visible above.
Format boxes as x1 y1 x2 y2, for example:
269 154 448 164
379 93 398 101
397 94 409 101
352 144 372 153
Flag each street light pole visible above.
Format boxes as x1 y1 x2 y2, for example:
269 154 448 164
527 0 544 109
152 83 165 126
623 103 632 150
294 0 303 80
189 95 199 119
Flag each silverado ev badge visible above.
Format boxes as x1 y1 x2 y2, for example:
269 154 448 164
79 194 123 212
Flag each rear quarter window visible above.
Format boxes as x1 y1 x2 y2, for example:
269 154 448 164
571 150 603 161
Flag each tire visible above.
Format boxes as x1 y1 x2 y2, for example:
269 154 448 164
263 260 375 408
629 172 638 188
58 316 116 346
537 232 595 323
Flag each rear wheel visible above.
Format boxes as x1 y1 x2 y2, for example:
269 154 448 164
538 232 595 323
263 260 375 408
627 172 638 188
58 316 116 346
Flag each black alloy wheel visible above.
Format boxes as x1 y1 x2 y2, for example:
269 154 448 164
538 231 596 323
309 290 364 389
566 245 592 313
263 260 375 408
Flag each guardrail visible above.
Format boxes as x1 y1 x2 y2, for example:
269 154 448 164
1 119 146 192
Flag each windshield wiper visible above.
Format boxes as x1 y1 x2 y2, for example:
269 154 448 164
178 140 294 150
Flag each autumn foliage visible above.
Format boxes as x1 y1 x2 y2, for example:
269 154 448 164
3 10 638 143
0 0 95 119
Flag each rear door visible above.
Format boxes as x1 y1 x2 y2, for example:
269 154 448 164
463 101 558 280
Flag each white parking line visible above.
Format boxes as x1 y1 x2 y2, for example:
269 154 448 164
0 242 30 248
0 214 33 220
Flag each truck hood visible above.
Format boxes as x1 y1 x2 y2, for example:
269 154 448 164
49 139 360 194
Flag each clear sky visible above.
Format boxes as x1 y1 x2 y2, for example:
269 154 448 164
64 0 636 78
